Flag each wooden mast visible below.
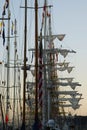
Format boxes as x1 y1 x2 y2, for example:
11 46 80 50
22 0 27 129
21 0 38 129
35 0 38 120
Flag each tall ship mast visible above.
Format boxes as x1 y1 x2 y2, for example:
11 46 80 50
28 1 83 130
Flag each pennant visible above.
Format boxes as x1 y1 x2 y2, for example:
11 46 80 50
43 5 46 11
2 27 5 46
31 51 33 63
0 22 2 36
2 5 6 16
11 21 14 35
55 52 58 61
6 0 9 8
0 22 2 28
0 30 1 36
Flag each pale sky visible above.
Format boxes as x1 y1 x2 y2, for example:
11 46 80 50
53 0 87 116
0 0 87 116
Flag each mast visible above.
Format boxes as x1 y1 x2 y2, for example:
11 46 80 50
22 0 27 129
13 19 17 130
43 0 47 127
35 0 38 119
6 1 10 129
47 8 51 120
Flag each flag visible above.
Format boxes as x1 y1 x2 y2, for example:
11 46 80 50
31 51 33 63
55 52 58 61
5 115 8 123
0 22 2 28
11 21 14 35
2 5 6 15
0 30 1 36
0 22 2 36
43 5 46 11
6 0 9 8
2 27 5 46
38 32 43 107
